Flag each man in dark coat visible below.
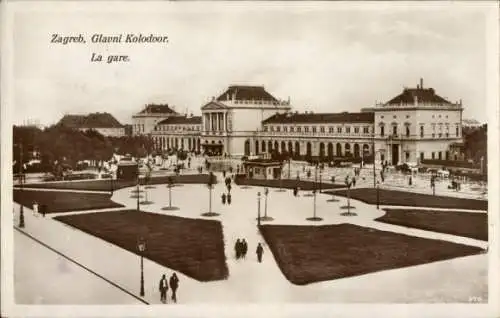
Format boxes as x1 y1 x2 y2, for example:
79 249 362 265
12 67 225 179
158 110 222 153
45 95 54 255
169 273 179 303
41 204 47 217
221 193 226 205
241 239 248 259
159 274 169 303
227 193 232 205
256 243 264 263
235 239 241 259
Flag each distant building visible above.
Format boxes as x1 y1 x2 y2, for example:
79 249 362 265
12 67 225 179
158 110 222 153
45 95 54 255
200 85 292 155
132 104 181 136
138 79 466 165
151 114 202 152
57 112 125 137
462 118 482 128
363 78 463 165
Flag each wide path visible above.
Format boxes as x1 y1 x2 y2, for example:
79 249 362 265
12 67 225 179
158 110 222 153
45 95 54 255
13 174 488 303
14 229 143 305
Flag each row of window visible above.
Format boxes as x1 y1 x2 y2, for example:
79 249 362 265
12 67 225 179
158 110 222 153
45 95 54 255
380 125 460 138
263 125 372 134
154 125 200 132
379 114 451 119
134 124 145 132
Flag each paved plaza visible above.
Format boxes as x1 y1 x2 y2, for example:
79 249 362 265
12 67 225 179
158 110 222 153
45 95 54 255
13 170 488 304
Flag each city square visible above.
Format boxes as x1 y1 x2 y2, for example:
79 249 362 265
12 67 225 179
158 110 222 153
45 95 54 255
13 159 488 304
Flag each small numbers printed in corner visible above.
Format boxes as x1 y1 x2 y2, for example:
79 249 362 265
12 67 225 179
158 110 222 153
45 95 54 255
468 296 483 303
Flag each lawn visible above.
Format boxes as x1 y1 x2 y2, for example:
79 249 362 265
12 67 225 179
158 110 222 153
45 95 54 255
324 188 487 211
260 223 484 285
234 177 345 191
13 189 124 213
375 209 488 241
16 174 217 192
54 210 228 282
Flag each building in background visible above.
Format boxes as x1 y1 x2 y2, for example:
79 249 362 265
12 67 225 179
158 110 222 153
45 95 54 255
363 78 463 165
57 112 125 137
140 79 469 164
462 118 482 129
256 111 374 161
151 114 202 152
132 104 181 136
200 85 292 156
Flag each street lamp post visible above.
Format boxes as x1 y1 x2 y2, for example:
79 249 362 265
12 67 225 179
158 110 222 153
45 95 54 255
264 187 269 218
136 176 140 212
18 141 25 228
341 175 357 216
376 180 380 210
257 192 261 227
319 170 322 193
137 237 146 297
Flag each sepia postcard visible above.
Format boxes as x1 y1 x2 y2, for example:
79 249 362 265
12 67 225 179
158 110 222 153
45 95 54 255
1 1 499 317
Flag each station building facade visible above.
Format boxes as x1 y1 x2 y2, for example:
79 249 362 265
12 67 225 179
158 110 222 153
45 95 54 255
140 79 464 166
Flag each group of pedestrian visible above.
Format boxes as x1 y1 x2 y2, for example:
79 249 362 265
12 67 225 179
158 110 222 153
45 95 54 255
234 238 248 259
32 201 47 217
221 192 232 205
158 272 180 304
234 239 265 263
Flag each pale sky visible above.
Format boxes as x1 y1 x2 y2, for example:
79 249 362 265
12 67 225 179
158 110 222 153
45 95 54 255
11 3 492 126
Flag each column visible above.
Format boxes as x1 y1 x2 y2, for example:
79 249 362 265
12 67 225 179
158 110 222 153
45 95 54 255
223 112 226 131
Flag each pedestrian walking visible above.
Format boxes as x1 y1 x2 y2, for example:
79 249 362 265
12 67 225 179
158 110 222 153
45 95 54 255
169 273 179 303
352 177 356 187
32 201 39 217
227 193 232 205
158 274 169 303
227 183 232 193
221 193 227 205
223 170 226 178
41 204 47 217
241 239 248 259
256 243 264 263
235 239 241 259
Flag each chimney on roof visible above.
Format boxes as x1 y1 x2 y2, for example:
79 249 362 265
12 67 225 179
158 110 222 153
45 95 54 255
420 78 423 89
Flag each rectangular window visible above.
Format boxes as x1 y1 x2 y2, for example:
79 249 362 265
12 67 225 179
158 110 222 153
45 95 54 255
354 127 359 133
290 126 294 132
320 126 325 133
438 152 442 160
432 152 435 159
337 127 342 133
456 126 459 137
346 127 351 133
276 126 281 132
432 133 435 138
329 127 334 133
405 152 410 161
270 126 274 132
363 127 369 134
263 126 268 132
420 152 424 161
312 127 317 133
304 126 309 133
438 133 442 138
297 127 302 132
420 126 424 138
380 126 385 137
283 126 288 132
392 125 397 136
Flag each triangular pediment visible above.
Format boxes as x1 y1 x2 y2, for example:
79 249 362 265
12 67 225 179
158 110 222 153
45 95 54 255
201 101 229 110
